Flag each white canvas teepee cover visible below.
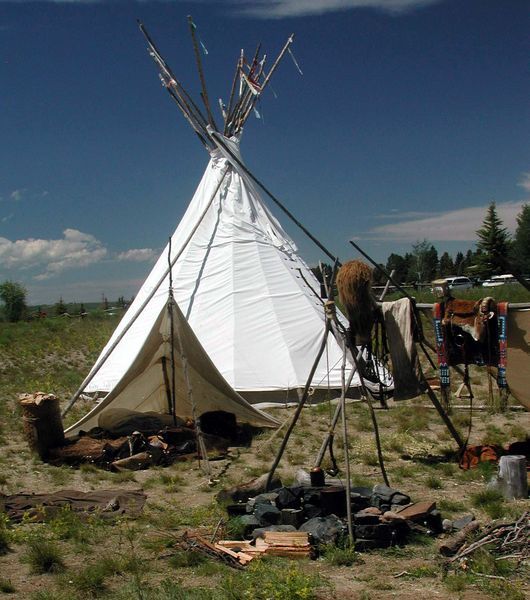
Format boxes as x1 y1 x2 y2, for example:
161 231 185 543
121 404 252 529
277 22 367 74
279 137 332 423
83 136 360 402
67 296 279 435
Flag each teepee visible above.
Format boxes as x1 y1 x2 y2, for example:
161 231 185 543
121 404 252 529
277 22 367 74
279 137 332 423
66 293 279 435
65 20 372 427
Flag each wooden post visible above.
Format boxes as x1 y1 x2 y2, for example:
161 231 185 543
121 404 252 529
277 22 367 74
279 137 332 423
19 393 65 459
497 455 527 499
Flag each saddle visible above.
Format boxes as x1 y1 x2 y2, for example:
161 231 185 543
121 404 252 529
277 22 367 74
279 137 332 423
440 297 498 366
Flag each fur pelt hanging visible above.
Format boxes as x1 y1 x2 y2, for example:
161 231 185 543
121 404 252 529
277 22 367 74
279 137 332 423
336 260 378 345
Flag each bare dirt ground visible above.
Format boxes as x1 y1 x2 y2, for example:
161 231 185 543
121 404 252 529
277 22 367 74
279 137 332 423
0 382 528 599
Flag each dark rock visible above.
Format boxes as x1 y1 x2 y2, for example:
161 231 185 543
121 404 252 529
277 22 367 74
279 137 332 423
391 492 411 506
252 492 279 507
355 523 393 541
301 487 322 505
254 503 281 526
226 504 247 517
423 509 444 535
276 486 304 510
354 538 385 552
302 503 322 520
353 511 381 525
216 473 282 504
350 493 370 512
251 525 297 540
453 514 475 530
350 486 372 499
239 515 261 538
371 484 410 511
300 515 346 545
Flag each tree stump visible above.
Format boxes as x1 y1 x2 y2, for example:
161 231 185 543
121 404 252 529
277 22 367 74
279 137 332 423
497 455 527 499
19 393 65 459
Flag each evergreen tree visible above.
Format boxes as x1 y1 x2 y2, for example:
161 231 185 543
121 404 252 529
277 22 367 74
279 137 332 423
475 202 511 278
512 203 530 274
55 296 68 316
409 240 438 283
0 281 27 322
454 251 465 275
386 253 408 284
439 252 455 277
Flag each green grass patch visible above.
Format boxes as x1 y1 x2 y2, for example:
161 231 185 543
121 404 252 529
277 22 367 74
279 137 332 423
425 474 443 489
221 557 325 600
323 544 360 567
23 536 66 574
0 578 15 594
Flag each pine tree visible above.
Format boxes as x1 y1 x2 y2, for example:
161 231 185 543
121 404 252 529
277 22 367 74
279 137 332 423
386 253 408 284
512 203 530 274
475 202 511 278
55 296 68 316
454 251 465 275
439 252 455 277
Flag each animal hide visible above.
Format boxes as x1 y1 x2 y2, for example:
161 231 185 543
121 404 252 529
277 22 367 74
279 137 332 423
381 298 427 400
439 297 499 367
336 260 376 345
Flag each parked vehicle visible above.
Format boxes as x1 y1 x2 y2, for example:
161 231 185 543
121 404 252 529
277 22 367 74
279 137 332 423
482 274 518 287
443 276 473 290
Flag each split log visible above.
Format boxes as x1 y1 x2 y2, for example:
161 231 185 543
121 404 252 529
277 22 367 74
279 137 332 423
19 393 65 459
439 520 480 557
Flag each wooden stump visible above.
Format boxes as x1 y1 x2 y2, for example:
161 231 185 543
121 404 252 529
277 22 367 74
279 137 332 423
498 455 528 500
19 393 65 459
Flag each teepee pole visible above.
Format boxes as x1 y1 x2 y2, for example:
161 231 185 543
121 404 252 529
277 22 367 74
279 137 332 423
63 165 230 417
240 35 293 128
210 131 338 264
313 350 361 468
224 53 243 135
265 320 332 491
188 16 217 131
340 346 354 545
167 238 178 424
265 261 340 491
138 21 210 135
348 239 464 450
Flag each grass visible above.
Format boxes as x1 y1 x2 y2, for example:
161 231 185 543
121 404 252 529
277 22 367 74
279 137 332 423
425 474 443 489
23 536 66 574
1 312 529 599
169 550 206 568
0 578 15 594
323 544 360 567
470 488 506 519
221 558 325 600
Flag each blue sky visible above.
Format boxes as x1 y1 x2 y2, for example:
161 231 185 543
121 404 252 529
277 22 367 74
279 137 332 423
1 0 529 304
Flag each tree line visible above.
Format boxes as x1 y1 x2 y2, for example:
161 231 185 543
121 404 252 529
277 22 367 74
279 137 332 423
1 202 529 322
380 202 530 285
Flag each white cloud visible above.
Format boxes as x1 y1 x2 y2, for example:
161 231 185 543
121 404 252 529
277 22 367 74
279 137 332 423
518 172 530 193
0 0 441 15
116 248 158 262
358 201 525 242
0 228 107 280
9 189 26 202
232 0 441 18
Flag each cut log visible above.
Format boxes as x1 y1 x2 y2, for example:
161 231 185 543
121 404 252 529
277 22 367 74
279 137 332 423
439 520 480 557
497 455 528 500
19 393 65 459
